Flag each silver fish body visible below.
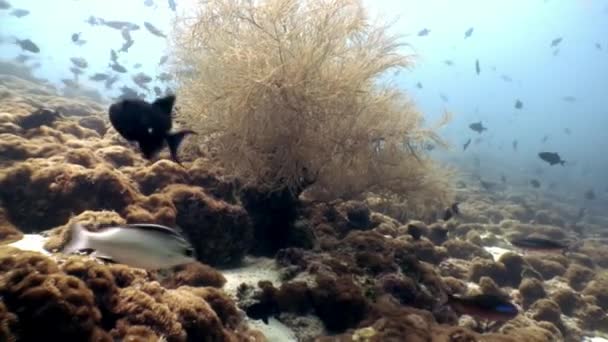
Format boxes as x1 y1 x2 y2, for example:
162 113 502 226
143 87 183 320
62 223 196 270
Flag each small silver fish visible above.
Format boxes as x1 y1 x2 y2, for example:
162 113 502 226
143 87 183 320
62 222 196 270
110 63 127 73
89 73 110 81
159 55 168 66
15 38 40 53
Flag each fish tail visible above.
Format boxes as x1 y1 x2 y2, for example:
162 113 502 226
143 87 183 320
62 222 90 255
167 130 197 164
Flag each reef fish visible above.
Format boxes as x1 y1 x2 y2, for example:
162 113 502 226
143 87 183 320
464 27 474 38
144 22 167 38
62 222 196 270
10 8 29 17
469 122 487 134
550 37 562 47
509 237 569 253
514 99 523 109
15 38 40 53
538 152 565 166
108 94 196 163
448 293 518 321
418 28 430 36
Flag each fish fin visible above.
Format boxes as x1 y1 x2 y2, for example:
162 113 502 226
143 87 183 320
153 95 176 115
62 223 90 255
166 130 197 163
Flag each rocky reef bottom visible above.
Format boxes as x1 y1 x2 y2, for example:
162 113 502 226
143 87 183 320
1 72 608 342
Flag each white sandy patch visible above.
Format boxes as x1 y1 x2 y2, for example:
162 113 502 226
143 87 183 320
7 234 50 255
221 256 282 299
484 246 512 261
583 337 608 342
247 317 297 342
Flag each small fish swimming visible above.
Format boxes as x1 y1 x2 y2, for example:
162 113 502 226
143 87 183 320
509 236 569 253
15 39 40 53
514 99 523 109
104 75 119 90
464 27 474 38
86 15 102 26
562 96 576 103
530 179 541 188
442 203 460 221
101 19 140 31
463 138 471 151
564 128 571 135
500 74 512 82
584 189 595 200
447 293 518 322
69 66 84 76
469 122 486 134
70 57 88 69
71 32 81 42
159 55 169 66
62 222 196 270
110 63 127 73
512 140 518 151
108 94 196 163
10 8 29 17
444 60 453 66
110 49 119 63
121 28 132 42
418 28 430 36
541 135 549 143
120 39 134 52
550 37 562 47
89 73 110 81
439 93 449 102
416 82 423 89
475 59 480 75
538 152 565 166
596 43 602 50
144 22 167 38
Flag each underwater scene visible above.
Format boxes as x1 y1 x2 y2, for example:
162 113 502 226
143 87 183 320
0 0 607 341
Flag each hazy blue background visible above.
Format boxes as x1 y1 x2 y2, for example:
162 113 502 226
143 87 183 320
1 0 607 209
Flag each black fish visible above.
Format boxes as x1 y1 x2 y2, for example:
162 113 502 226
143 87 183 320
464 27 474 38
584 189 595 200
463 138 471 151
108 95 196 163
15 39 40 53
101 19 140 31
475 59 480 75
90 73 110 81
514 99 523 109
448 293 518 322
469 122 486 134
530 179 541 188
510 237 569 251
538 152 565 166
442 203 460 221
550 37 562 47
71 32 81 42
245 301 278 324
406 223 424 240
418 28 430 36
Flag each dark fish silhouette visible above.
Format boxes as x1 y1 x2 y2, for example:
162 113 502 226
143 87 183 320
510 237 569 252
121 28 132 42
448 293 518 321
464 27 474 38
10 8 29 17
514 99 523 109
416 82 423 89
15 39 40 53
109 95 196 163
110 63 127 73
442 203 460 221
90 73 110 81
541 135 549 143
144 22 167 38
463 138 471 151
584 189 595 200
596 43 602 50
110 49 119 63
512 140 518 151
550 37 562 47
159 55 169 66
70 57 88 69
444 60 454 66
475 59 480 75
469 122 486 134
101 19 140 31
538 152 565 166
530 179 541 188
0 0 10 10
71 33 81 42
120 39 134 52
562 96 576 102
418 28 430 36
